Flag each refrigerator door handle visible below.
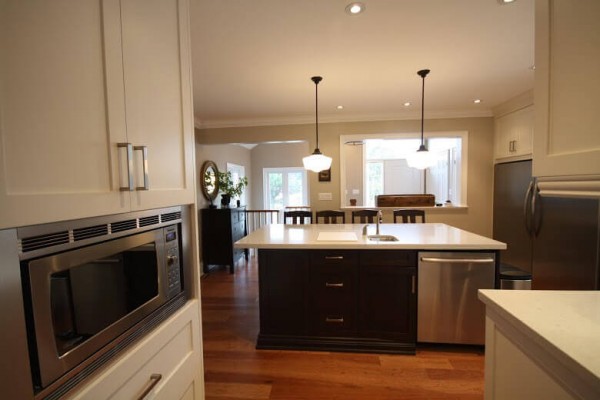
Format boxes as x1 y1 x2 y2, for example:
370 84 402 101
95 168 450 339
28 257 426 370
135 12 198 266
532 182 543 237
523 179 535 236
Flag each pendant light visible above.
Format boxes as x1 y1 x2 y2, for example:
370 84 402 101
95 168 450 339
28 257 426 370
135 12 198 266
407 69 437 170
303 76 332 173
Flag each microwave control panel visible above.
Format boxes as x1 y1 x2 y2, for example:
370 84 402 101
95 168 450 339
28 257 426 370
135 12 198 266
164 225 182 298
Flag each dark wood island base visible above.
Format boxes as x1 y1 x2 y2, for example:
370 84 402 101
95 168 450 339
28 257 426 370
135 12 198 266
257 249 417 354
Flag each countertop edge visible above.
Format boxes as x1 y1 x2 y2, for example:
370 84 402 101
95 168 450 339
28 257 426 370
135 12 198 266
478 290 600 398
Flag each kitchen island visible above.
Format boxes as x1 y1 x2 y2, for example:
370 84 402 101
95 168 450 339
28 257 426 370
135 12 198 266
478 290 600 400
234 223 506 354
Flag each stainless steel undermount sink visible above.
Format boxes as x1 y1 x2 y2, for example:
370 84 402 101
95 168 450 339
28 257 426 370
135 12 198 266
367 234 399 242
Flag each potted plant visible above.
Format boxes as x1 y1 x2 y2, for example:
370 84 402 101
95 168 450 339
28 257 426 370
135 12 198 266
217 171 248 207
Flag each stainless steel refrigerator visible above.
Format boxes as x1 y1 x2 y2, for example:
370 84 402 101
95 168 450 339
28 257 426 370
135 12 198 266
493 160 600 290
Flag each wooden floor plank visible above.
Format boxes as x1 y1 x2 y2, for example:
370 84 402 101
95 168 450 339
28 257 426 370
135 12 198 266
201 257 484 399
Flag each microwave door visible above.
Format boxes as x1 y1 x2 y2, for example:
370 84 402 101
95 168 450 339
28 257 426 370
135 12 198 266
27 229 167 388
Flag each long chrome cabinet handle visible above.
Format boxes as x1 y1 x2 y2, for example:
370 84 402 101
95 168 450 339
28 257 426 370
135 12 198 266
325 317 344 323
324 256 344 260
532 182 542 237
118 143 134 191
325 282 344 288
134 145 149 190
412 275 416 294
137 373 162 400
419 257 495 264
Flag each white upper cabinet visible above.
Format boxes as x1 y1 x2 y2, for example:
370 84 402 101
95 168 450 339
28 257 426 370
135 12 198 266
0 0 195 229
494 91 534 162
534 0 600 194
120 0 195 211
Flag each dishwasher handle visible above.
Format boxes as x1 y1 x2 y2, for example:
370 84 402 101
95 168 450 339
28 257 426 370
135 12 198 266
420 257 495 264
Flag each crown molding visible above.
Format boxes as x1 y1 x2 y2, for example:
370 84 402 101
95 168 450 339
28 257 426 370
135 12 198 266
194 109 493 130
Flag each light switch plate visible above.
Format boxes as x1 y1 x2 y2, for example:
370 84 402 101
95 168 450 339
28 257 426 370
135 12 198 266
318 192 333 201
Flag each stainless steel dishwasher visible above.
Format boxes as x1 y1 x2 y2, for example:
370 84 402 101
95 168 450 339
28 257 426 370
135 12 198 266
418 251 496 345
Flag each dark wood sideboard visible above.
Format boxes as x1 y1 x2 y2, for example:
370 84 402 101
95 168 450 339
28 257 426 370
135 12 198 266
201 207 248 274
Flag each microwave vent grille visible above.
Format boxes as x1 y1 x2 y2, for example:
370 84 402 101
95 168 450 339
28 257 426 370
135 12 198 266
161 211 181 223
21 231 69 252
111 219 137 233
139 215 160 227
73 224 109 242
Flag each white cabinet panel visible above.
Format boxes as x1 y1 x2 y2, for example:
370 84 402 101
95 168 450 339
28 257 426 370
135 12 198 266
69 300 204 400
0 0 195 229
534 0 600 181
0 0 128 228
121 0 195 211
494 105 534 161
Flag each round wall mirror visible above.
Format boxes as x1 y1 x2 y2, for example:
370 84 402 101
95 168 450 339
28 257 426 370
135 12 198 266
200 160 219 203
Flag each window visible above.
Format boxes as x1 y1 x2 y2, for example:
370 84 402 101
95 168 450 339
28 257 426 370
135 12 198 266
341 133 466 207
263 167 308 210
227 163 247 206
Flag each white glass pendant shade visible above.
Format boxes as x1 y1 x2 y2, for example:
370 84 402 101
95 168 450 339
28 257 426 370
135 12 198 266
304 76 331 173
303 150 332 172
406 145 437 170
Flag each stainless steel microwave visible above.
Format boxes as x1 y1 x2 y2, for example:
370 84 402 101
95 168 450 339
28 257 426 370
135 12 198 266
18 207 188 399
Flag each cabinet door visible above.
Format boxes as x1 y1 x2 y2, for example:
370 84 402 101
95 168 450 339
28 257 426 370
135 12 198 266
120 0 195 210
258 250 309 336
358 251 417 342
534 0 600 179
0 0 129 229
495 106 534 161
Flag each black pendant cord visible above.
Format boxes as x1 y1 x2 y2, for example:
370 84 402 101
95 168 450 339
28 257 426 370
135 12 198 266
311 76 323 153
417 69 430 150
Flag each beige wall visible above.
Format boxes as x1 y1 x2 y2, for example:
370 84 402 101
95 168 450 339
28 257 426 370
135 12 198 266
196 116 495 236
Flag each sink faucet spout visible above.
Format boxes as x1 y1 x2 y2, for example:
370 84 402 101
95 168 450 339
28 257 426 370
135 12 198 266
376 210 383 235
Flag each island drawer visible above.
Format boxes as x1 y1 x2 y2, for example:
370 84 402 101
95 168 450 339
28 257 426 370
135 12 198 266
311 250 358 267
359 250 416 267
309 264 357 336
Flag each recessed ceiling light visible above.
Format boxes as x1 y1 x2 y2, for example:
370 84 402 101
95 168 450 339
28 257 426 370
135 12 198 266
403 102 411 107
473 99 482 104
345 2 366 15
498 0 516 4
337 105 344 110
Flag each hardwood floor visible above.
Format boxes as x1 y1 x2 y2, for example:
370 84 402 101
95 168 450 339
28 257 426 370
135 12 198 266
201 255 485 400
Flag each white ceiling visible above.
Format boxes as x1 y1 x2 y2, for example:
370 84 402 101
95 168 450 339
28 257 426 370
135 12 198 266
191 0 534 129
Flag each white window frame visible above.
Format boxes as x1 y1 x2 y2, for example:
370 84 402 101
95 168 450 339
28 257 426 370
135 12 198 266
339 131 468 207
262 167 309 211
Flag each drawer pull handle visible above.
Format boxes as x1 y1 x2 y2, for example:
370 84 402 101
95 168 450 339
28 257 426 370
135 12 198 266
137 373 162 400
325 317 344 323
420 257 495 264
325 282 344 288
324 256 344 260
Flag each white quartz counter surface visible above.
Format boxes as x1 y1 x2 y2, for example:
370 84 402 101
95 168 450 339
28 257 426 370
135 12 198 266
234 223 506 250
478 290 600 394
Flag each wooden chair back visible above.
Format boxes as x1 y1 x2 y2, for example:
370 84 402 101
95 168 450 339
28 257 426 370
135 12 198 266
351 209 379 223
315 210 346 224
393 209 426 223
283 210 313 224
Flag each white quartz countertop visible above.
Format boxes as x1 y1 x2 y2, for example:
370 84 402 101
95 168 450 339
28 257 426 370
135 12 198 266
478 290 600 392
234 223 506 250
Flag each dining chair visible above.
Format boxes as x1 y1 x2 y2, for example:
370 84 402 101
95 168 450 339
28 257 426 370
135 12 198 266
393 209 426 223
351 209 379 223
283 210 313 224
315 210 346 224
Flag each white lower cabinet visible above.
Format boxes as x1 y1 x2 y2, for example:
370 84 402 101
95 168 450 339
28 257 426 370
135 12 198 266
484 316 574 400
69 300 203 400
